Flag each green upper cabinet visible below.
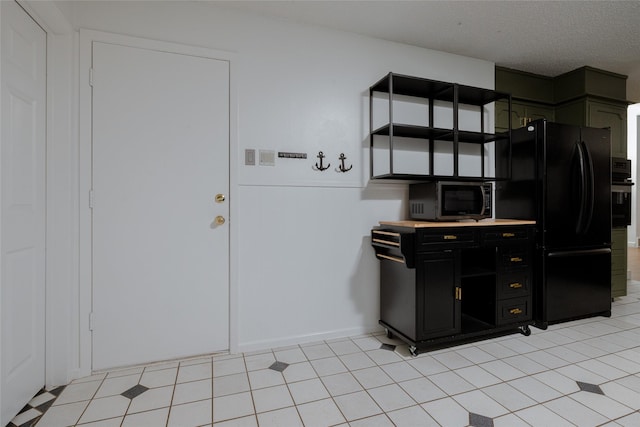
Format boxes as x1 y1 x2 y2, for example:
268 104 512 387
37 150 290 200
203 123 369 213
495 67 555 132
496 66 629 156
496 100 555 132
495 67 554 103
553 67 628 158
553 66 628 103
555 98 628 158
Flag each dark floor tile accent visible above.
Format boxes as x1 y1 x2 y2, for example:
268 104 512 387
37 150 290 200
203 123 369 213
8 387 58 427
8 418 40 427
577 381 604 395
48 385 66 397
469 412 494 427
17 403 32 415
121 384 149 399
380 343 396 351
269 361 289 372
35 398 55 413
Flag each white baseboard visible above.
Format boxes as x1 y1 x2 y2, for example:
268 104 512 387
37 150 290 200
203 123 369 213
237 325 385 354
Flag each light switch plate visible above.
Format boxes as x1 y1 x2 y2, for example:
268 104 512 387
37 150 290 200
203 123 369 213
245 149 255 166
259 150 276 166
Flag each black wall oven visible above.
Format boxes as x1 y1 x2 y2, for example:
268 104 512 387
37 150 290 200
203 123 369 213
612 157 633 228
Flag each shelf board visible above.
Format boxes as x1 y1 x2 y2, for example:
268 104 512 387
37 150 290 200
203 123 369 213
454 85 511 106
370 174 497 182
370 73 510 106
372 124 449 140
371 73 452 98
372 124 509 144
457 130 510 144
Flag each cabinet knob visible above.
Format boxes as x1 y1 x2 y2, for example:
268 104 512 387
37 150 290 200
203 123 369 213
509 282 523 289
443 235 458 240
510 257 523 263
214 215 226 225
509 308 523 315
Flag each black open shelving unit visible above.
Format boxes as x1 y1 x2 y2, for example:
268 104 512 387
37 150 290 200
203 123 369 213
369 72 512 181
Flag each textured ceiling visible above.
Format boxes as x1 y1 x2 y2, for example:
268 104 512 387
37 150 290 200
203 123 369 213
217 0 640 102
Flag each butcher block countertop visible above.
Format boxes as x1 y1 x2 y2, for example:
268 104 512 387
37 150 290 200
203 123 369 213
379 219 536 228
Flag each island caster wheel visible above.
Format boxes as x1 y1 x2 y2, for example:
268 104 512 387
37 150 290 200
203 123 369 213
409 346 418 357
385 328 394 339
519 325 531 336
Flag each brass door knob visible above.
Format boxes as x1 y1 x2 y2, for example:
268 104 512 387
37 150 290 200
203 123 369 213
215 194 226 203
214 215 225 225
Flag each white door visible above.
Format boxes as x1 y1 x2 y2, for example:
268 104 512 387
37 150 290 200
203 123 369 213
0 1 47 424
91 41 230 370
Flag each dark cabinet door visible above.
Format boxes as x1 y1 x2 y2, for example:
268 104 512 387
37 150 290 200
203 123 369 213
416 252 461 340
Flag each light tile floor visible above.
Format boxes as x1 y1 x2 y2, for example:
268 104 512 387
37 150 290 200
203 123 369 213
10 281 640 427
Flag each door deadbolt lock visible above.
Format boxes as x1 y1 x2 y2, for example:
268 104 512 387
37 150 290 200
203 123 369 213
214 215 225 225
215 194 226 203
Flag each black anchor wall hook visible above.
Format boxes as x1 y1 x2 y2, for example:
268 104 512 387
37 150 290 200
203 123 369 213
336 153 353 173
313 151 330 171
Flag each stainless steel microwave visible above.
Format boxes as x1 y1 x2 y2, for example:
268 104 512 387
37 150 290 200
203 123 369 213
409 181 492 221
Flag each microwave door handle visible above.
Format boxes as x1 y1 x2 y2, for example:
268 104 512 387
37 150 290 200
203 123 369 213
480 186 487 216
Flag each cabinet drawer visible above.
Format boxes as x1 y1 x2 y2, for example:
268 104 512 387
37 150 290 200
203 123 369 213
417 229 478 250
482 228 530 244
497 271 530 299
497 297 531 325
499 250 530 269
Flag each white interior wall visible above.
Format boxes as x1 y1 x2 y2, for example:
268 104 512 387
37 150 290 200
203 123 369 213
59 0 494 370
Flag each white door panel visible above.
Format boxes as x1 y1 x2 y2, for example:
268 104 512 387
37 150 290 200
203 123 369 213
91 42 229 370
1 1 47 424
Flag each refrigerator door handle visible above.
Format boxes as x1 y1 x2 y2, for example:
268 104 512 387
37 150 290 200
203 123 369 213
575 141 588 234
548 248 611 257
575 141 594 235
581 140 595 232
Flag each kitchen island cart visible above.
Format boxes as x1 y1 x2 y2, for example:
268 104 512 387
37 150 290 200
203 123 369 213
372 219 535 356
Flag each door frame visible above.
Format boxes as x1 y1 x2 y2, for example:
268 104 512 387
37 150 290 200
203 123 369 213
5 0 75 389
1 2 47 421
78 29 238 376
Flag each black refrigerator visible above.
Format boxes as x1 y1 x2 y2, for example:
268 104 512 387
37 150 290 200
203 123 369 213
496 119 611 329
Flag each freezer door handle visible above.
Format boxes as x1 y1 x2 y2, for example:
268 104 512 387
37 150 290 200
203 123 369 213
547 248 611 257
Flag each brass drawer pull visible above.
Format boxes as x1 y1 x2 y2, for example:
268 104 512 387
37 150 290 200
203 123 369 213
509 308 523 315
443 235 458 240
373 230 400 237
510 257 523 262
502 232 515 238
372 238 400 247
509 282 523 289
376 254 404 264
455 287 462 300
